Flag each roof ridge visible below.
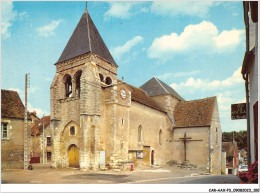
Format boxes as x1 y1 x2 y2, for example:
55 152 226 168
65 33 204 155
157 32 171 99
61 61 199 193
1 89 18 93
86 12 92 52
181 96 216 103
154 77 169 94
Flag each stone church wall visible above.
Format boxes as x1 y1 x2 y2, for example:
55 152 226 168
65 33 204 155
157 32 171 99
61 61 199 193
172 127 210 170
128 101 169 166
151 95 179 113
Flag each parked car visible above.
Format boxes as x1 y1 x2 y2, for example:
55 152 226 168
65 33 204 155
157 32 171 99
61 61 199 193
238 165 248 172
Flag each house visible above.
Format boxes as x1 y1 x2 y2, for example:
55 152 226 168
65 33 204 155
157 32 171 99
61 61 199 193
222 140 239 175
241 1 258 165
1 89 31 169
31 115 52 163
50 5 222 174
29 111 40 128
238 149 248 165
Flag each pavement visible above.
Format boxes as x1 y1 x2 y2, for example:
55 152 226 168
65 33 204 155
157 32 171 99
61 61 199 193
1 163 242 184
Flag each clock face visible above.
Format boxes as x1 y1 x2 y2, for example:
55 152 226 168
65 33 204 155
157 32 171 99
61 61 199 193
120 89 126 99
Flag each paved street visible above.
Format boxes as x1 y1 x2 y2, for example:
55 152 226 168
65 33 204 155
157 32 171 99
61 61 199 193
1 164 241 184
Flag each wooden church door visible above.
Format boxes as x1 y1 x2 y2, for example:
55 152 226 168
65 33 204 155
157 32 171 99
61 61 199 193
68 144 79 168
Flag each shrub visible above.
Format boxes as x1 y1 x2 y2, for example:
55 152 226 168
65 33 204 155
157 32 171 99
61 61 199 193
239 161 258 184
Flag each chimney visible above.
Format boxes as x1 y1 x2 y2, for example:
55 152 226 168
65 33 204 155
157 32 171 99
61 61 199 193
233 132 235 143
18 99 20 107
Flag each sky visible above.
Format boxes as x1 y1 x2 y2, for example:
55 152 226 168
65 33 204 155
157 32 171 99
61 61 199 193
1 1 247 132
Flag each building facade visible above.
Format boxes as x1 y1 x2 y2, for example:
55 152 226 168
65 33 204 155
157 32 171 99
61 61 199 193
1 89 31 169
31 115 52 163
50 6 222 174
242 1 258 165
222 141 239 175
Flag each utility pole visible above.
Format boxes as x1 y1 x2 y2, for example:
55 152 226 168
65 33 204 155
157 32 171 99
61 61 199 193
24 73 30 170
42 115 45 164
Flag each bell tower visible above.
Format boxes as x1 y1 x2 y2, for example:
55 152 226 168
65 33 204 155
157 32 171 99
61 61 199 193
50 4 117 170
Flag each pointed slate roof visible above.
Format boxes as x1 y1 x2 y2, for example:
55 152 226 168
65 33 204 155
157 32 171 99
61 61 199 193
56 8 117 66
140 77 184 101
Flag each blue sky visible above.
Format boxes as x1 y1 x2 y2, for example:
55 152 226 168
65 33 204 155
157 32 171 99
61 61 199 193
1 1 246 132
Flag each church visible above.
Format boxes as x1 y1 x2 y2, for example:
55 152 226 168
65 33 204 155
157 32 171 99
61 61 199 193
50 6 222 174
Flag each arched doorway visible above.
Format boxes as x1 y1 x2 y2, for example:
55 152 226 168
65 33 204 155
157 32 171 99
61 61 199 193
68 144 79 168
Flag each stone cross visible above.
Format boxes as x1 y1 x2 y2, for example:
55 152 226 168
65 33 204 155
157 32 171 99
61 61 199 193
175 132 202 161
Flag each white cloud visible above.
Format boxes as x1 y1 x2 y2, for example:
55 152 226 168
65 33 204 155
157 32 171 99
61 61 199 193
158 70 200 80
36 19 63 37
1 1 17 39
18 11 28 20
111 36 143 62
104 2 146 20
151 1 216 18
44 77 52 82
147 21 244 61
9 88 24 97
170 67 243 93
28 86 39 94
27 103 49 117
8 88 48 117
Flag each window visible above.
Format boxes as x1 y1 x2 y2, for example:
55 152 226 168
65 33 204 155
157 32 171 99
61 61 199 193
75 70 82 98
64 74 72 97
70 126 75 135
105 77 112 85
121 119 124 125
47 137 51 146
99 73 104 82
47 152 52 161
137 151 143 159
216 128 218 144
159 130 162 145
138 125 142 143
1 122 8 138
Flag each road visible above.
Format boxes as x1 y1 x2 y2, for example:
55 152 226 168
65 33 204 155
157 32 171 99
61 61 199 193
127 174 241 184
1 164 242 184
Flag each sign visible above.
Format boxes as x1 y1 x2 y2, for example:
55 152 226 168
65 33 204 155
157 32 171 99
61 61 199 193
231 103 246 120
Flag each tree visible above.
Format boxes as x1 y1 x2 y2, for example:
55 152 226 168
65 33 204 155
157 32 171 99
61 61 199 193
222 130 247 150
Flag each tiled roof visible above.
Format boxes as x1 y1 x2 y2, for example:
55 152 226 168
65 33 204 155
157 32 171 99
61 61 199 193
119 81 165 112
173 96 216 128
31 116 50 135
1 89 31 120
222 142 235 157
140 77 184 101
56 8 117 66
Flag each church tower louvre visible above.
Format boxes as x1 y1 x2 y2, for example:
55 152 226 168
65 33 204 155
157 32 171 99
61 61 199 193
50 4 117 170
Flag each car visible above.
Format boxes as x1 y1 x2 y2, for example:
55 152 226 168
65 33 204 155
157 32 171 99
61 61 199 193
238 165 248 172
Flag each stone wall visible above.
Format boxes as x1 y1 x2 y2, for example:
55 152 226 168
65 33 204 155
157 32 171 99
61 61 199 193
128 101 170 166
221 151 227 174
209 98 222 175
51 56 104 170
172 127 210 170
1 118 30 169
